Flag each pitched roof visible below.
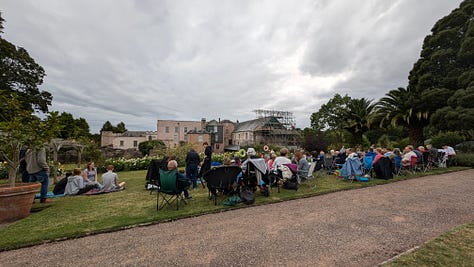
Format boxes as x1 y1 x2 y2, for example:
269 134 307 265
120 131 151 137
233 117 284 132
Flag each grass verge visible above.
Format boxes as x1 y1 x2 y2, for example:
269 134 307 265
384 221 474 266
0 166 469 251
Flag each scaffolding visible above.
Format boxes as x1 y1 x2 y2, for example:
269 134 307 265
253 109 296 130
253 109 297 146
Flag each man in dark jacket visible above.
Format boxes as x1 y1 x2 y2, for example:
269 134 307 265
186 148 200 189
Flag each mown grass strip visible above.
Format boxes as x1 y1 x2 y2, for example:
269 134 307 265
384 221 474 267
0 167 469 251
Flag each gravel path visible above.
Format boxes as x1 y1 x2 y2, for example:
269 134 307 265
1 170 473 267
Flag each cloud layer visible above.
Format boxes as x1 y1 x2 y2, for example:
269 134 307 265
1 0 462 132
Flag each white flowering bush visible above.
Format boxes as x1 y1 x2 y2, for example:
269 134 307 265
97 151 237 172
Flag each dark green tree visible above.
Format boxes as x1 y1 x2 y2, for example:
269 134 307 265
310 93 351 131
138 140 165 156
57 112 91 139
100 121 127 133
100 121 114 132
300 128 328 152
0 12 52 118
115 122 127 133
375 87 428 146
408 1 474 139
342 98 375 146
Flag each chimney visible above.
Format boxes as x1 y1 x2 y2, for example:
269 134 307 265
218 118 221 123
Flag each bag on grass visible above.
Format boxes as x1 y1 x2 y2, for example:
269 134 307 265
240 187 255 205
222 195 242 206
283 180 298 190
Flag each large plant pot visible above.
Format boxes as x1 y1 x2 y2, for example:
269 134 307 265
0 182 41 223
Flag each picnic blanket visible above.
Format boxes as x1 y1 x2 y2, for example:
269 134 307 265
35 191 65 199
84 187 125 195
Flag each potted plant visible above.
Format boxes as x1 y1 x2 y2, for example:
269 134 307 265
0 93 60 223
0 12 59 223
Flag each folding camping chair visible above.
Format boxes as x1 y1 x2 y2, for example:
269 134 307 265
398 156 417 176
301 161 318 179
157 169 187 210
340 157 364 183
363 155 374 177
203 165 242 205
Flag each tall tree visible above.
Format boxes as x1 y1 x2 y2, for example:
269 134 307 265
375 87 428 146
101 121 114 132
407 1 474 139
115 121 127 133
0 12 52 118
57 112 91 139
310 93 351 131
342 98 375 146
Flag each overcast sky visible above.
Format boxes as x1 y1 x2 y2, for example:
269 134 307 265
2 0 463 133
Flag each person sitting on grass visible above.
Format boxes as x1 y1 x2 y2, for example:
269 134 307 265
167 160 192 200
101 165 125 191
65 168 99 195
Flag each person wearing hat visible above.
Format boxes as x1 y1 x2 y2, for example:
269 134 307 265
246 147 258 159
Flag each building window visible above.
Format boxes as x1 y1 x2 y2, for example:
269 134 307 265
165 126 169 133
216 144 220 149
245 133 248 139
194 127 197 131
120 140 124 147
175 127 179 133
184 127 188 133
238 134 240 139
225 128 229 134
198 135 203 142
148 136 152 141
133 140 138 147
215 134 218 142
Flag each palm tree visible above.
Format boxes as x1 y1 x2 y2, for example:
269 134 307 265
342 98 375 146
375 87 428 146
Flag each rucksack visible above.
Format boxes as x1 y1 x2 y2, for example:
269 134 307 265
240 187 255 205
283 180 298 190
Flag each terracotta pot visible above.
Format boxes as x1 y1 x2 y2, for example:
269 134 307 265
0 182 41 223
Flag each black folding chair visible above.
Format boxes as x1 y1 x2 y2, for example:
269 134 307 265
203 166 241 205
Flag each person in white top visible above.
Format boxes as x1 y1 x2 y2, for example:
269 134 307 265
272 147 292 171
402 145 417 167
442 145 456 167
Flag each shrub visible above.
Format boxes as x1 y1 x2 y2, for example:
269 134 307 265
0 163 8 179
430 132 465 148
455 153 474 167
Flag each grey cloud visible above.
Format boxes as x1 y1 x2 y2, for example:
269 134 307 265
1 0 464 133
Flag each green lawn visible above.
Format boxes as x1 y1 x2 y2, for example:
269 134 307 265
0 166 469 251
385 221 474 267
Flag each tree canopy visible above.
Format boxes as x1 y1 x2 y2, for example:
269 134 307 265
0 12 52 117
100 121 128 133
408 0 474 138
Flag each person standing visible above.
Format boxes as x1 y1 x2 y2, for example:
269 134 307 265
19 146 29 183
185 148 200 190
25 147 50 203
198 142 212 178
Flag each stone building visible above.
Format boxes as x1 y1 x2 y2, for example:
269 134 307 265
156 119 204 147
101 131 157 149
232 117 294 147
